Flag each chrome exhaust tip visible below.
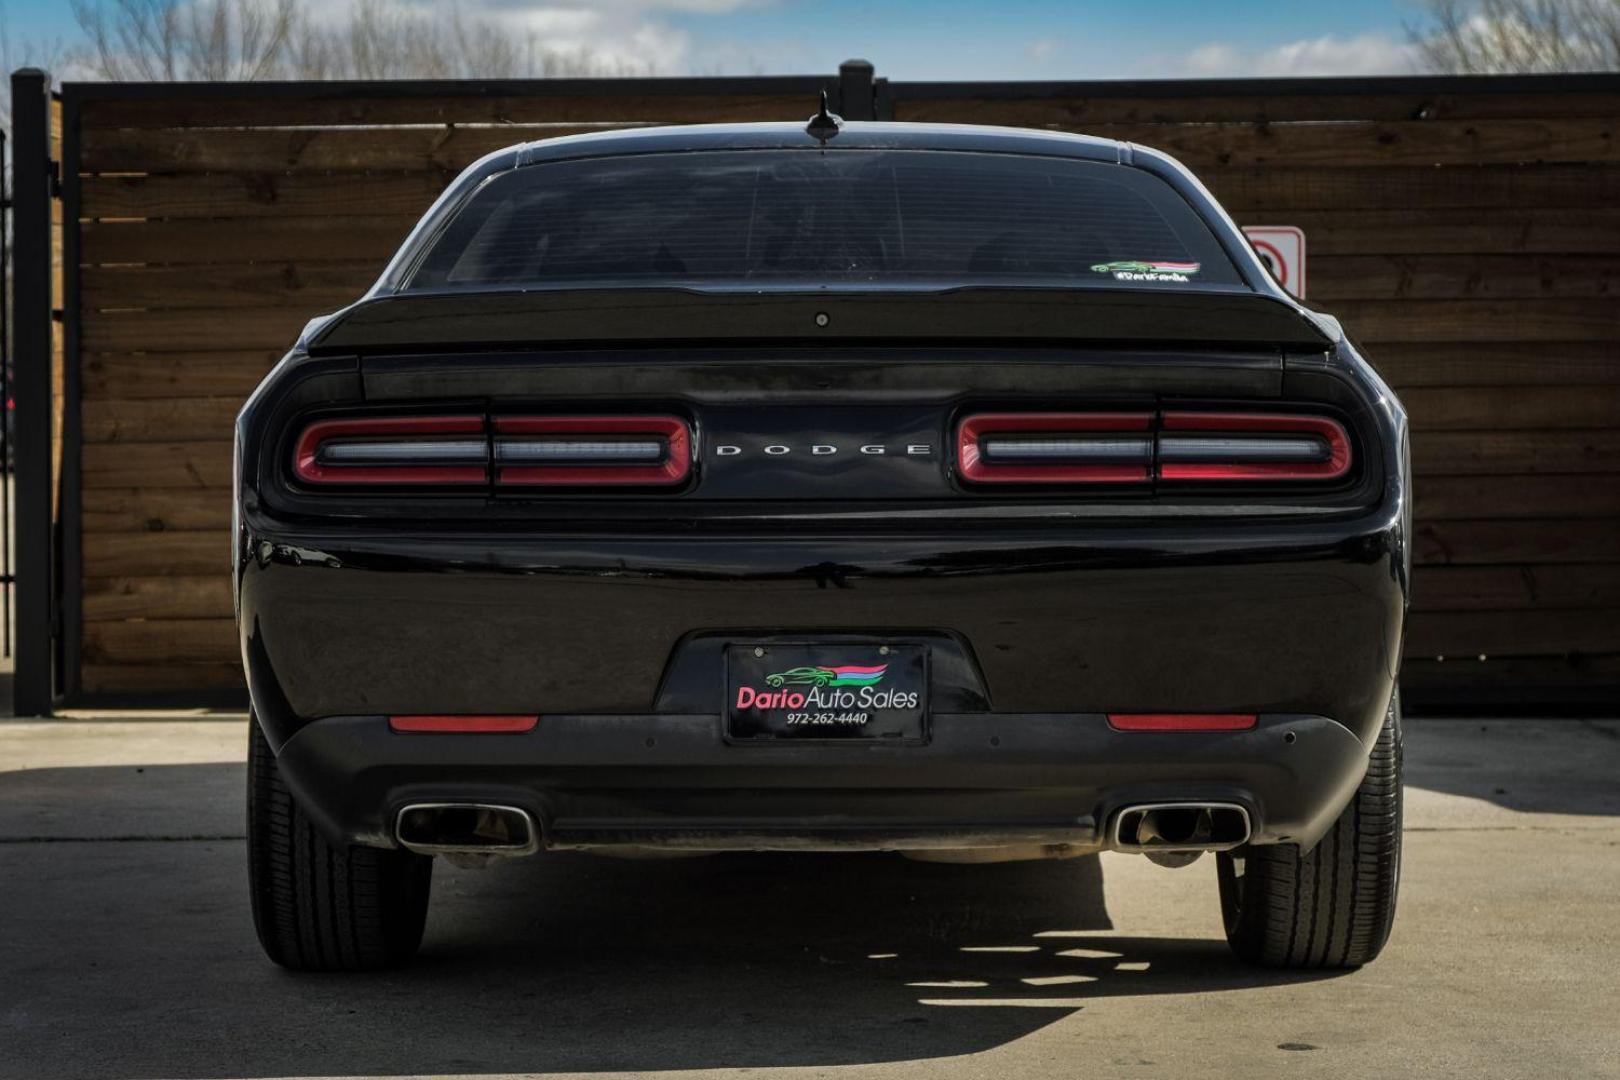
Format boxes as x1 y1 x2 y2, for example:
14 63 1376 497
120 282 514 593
1110 802 1251 854
395 802 540 859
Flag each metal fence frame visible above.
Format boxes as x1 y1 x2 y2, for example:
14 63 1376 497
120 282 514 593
10 61 1620 714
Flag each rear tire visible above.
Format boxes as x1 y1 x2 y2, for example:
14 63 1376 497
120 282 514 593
248 717 432 970
1217 693 1402 968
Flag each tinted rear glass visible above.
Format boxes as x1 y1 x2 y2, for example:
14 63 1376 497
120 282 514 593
406 149 1243 291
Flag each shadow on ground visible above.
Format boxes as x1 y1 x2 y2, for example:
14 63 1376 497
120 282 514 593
1402 716 1620 816
1 762 1345 1080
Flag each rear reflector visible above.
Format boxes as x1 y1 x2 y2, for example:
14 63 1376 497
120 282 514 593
1158 412 1350 481
1108 713 1258 732
294 416 487 485
958 413 1154 484
389 715 539 733
493 416 691 486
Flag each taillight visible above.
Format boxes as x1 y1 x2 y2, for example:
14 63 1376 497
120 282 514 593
1159 412 1350 482
955 409 1351 487
493 416 691 487
956 412 1154 484
293 416 487 485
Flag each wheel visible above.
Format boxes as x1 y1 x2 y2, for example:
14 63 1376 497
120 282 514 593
1217 693 1403 969
247 717 432 970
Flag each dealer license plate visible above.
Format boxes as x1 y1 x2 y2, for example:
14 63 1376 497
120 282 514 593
725 644 928 741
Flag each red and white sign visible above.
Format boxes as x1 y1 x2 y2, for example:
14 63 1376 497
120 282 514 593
1243 226 1306 299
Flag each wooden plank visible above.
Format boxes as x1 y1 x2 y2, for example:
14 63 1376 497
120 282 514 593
83 397 243 443
1414 519 1620 565
1064 119 1620 167
1306 254 1620 300
83 488 233 532
1416 475 1620 520
79 91 815 130
83 352 282 400
81 124 623 173
1401 653 1620 691
82 172 447 221
81 215 413 266
1211 164 1620 213
80 117 1620 175
81 663 245 695
83 441 232 488
1329 298 1619 342
124 164 1618 226
78 209 1620 271
82 618 239 664
85 530 224 577
891 88 1620 126
83 307 321 354
1413 564 1620 611
84 575 233 621
84 262 376 311
1412 430 1620 475
1405 608 1620 656
1400 386 1620 430
1369 343 1620 387
1253 208 1620 256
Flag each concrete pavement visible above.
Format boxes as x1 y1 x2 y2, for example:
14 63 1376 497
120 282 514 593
2 715 1618 1080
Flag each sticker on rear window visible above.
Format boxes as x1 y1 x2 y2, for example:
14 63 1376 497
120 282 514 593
1091 260 1201 283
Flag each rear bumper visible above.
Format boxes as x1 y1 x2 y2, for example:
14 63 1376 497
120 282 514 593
242 508 1405 855
274 710 1372 854
241 512 1405 739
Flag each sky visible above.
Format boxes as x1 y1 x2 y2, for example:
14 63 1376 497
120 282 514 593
0 0 1436 80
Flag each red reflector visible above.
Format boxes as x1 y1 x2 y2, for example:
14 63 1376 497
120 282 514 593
493 415 691 486
1158 412 1350 481
957 412 1154 484
389 715 539 733
1107 713 1258 732
294 416 487 485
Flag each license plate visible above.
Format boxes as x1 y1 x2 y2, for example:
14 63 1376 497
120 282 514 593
725 644 928 742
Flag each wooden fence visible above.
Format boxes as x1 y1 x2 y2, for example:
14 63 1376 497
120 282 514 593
16 63 1620 709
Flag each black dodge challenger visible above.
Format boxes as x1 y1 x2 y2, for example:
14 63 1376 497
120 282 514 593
236 114 1408 972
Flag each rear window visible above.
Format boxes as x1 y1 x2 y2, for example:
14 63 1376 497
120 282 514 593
406 149 1244 291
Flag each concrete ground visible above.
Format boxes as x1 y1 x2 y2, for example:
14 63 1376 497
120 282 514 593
2 715 1617 1080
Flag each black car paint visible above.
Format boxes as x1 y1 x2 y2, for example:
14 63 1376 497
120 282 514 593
234 121 1410 856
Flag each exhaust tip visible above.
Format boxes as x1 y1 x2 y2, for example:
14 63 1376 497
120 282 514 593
1110 802 1251 853
395 802 540 858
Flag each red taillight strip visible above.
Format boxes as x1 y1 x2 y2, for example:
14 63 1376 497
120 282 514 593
1108 714 1258 732
957 412 1155 484
493 415 691 487
294 416 487 485
1158 412 1350 481
389 715 539 733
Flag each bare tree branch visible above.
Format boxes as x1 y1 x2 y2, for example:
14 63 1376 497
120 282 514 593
68 0 652 81
1412 0 1620 72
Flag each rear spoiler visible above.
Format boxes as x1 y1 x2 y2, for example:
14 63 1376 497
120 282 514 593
305 286 1338 354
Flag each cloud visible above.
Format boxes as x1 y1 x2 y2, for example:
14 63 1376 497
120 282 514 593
1168 33 1419 78
310 0 775 73
1027 37 1060 64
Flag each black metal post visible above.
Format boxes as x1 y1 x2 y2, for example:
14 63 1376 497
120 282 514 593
2 127 11 660
838 59 876 120
58 88 81 700
11 69 56 716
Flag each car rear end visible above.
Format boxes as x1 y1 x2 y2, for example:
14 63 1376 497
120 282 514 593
237 123 1408 970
